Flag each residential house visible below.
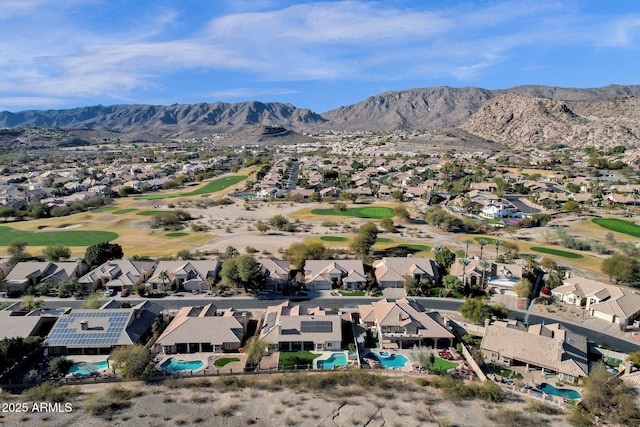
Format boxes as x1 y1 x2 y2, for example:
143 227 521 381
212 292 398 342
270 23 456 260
480 320 589 384
552 276 640 327
304 260 366 291
43 301 162 356
154 304 245 354
373 257 439 289
358 298 454 349
78 259 156 292
0 310 57 340
480 201 521 219
2 261 83 294
259 301 343 352
487 260 526 296
257 258 290 292
147 260 220 292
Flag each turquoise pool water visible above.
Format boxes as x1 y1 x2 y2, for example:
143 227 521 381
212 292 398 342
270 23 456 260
365 352 408 368
161 358 205 372
69 360 109 375
316 352 348 369
540 383 581 400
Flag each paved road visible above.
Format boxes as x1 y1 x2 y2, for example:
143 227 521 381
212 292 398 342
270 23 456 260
16 296 640 353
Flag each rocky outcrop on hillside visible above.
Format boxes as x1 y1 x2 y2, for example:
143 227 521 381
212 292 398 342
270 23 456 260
458 94 640 148
321 87 494 131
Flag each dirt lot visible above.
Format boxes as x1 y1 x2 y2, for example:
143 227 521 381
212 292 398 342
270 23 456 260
0 374 572 427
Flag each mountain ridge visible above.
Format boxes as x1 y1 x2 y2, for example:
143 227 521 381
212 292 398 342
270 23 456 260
2 84 640 147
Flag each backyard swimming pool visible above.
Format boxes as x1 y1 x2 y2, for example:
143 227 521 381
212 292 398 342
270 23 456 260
160 358 205 372
69 360 109 375
316 352 348 370
540 383 581 400
364 352 408 369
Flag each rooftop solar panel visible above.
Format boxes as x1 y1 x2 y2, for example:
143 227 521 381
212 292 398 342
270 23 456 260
44 310 133 348
300 321 333 333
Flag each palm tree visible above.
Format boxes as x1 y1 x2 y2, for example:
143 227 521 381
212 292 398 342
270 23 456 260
479 259 492 290
158 270 169 294
464 239 473 258
457 257 470 289
477 238 489 260
494 239 504 260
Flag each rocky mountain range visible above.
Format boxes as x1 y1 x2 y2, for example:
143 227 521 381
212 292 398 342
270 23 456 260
2 84 640 148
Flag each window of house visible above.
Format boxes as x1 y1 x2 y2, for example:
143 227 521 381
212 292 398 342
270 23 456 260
326 342 332 348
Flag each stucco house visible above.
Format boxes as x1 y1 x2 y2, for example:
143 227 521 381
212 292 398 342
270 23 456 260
304 260 366 291
480 320 589 384
257 258 290 292
373 256 439 289
78 259 156 292
259 301 343 352
358 298 454 349
154 304 245 354
148 260 220 292
552 276 640 327
2 261 84 294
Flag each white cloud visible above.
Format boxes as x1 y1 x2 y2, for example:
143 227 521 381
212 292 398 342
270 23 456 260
0 0 638 108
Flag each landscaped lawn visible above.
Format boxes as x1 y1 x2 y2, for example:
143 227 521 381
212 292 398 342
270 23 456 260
166 232 189 237
398 243 431 252
310 206 394 219
278 351 321 368
431 357 459 371
92 206 115 213
320 236 348 242
593 218 640 238
113 208 138 215
487 363 523 380
340 290 366 296
530 246 584 259
0 226 118 246
135 175 247 200
213 357 240 367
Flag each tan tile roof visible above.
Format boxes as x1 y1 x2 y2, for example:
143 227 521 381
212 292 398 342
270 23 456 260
481 322 588 378
156 304 243 346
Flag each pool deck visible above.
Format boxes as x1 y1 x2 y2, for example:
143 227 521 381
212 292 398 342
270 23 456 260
313 350 350 370
155 352 247 374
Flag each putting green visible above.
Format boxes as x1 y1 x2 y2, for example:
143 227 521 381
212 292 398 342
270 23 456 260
136 210 175 216
375 237 393 243
0 226 118 246
310 207 394 219
320 236 348 242
593 218 640 238
530 246 584 259
166 232 189 237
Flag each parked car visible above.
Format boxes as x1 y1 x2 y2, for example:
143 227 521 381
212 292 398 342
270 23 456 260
104 289 116 297
120 289 130 297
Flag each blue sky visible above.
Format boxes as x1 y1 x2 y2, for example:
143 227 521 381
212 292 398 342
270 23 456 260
1 0 639 113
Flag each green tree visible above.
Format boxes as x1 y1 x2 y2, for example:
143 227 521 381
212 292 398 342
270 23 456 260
177 249 192 260
57 278 79 298
393 205 410 220
442 275 461 293
601 254 639 283
350 222 378 257
21 296 44 311
434 247 456 272
225 246 240 258
42 245 71 262
48 356 73 377
627 351 640 367
457 257 470 288
220 255 266 293
477 238 489 260
579 363 640 426
157 270 169 293
256 222 270 234
514 278 533 299
561 200 581 212
379 217 396 233
244 336 268 367
458 299 507 324
286 241 329 270
8 239 30 265
84 242 123 268
390 190 404 201
110 345 153 380
269 214 289 230
83 293 106 309
493 239 503 259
